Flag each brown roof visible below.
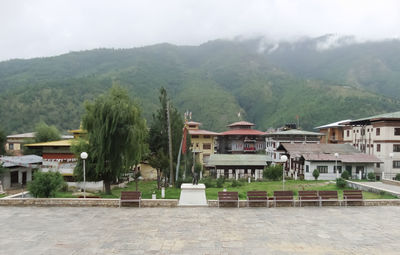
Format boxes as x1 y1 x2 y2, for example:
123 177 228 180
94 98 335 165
219 129 266 136
280 143 381 163
189 129 220 136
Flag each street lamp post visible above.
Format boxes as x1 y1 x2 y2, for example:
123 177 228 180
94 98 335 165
334 153 339 179
280 155 288 190
80 152 88 199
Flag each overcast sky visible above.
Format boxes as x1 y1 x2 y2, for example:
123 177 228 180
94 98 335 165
0 0 399 61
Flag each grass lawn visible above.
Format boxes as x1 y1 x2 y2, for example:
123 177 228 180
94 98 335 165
0 193 7 198
54 179 397 200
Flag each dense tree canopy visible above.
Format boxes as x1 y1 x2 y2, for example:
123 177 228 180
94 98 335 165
34 122 61 143
72 85 148 194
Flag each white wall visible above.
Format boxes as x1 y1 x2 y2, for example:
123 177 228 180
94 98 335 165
303 161 374 180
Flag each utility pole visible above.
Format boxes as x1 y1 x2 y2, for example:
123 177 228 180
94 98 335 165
167 101 174 186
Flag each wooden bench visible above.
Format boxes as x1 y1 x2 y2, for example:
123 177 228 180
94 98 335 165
120 191 141 208
298 190 319 207
246 191 268 207
273 191 295 207
218 191 239 208
343 190 363 206
318 190 340 207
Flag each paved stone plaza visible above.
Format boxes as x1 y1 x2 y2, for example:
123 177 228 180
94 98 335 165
1 206 400 254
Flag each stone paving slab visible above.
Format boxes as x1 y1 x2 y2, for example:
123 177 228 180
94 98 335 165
1 206 400 254
361 181 400 195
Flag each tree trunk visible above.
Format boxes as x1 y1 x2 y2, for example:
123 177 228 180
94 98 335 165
157 169 161 190
135 165 139 191
104 180 112 195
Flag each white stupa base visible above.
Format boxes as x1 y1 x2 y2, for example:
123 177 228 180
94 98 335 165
178 183 208 206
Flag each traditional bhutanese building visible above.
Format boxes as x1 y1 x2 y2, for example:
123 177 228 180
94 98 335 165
217 121 266 154
24 139 76 181
265 129 323 160
315 119 351 144
187 121 220 165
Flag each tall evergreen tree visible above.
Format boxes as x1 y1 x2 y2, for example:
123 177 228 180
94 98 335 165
72 85 148 194
148 87 183 188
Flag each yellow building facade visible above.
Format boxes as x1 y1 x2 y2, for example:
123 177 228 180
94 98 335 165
187 121 219 165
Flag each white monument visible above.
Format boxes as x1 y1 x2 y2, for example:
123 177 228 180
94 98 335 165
178 183 208 206
0 180 4 194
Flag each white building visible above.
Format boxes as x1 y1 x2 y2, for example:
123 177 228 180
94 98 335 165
343 111 400 180
0 155 42 189
277 143 380 180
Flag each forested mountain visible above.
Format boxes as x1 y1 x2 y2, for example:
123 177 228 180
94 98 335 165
1 36 400 133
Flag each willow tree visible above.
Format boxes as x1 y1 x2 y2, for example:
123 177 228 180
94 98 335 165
73 86 148 194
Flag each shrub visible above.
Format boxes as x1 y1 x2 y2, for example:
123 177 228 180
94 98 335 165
28 171 65 198
216 177 225 188
336 178 347 188
312 169 319 180
341 170 350 180
263 165 283 181
231 179 244 187
367 172 376 181
175 176 192 188
201 177 215 188
395 173 400 181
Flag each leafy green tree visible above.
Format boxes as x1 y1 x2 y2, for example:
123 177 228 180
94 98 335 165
72 86 148 194
312 169 320 180
0 127 6 155
34 122 61 142
395 173 400 181
23 122 61 155
28 171 65 198
263 164 283 181
148 87 183 188
336 178 346 188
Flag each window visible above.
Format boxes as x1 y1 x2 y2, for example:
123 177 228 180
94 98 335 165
394 144 400 152
395 128 400 136
317 166 328 173
203 143 211 150
204 135 210 138
192 135 199 138
361 129 365 135
377 144 381 152
376 163 380 168
347 130 350 137
393 161 400 168
333 166 342 174
376 128 380 136
306 165 309 173
8 143 14 150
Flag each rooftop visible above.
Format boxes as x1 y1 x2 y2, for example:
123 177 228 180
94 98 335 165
188 129 220 136
25 139 73 147
279 143 381 163
348 111 400 125
0 155 42 167
267 129 323 136
315 119 351 129
7 132 35 139
227 121 255 127
206 154 273 167
219 129 266 136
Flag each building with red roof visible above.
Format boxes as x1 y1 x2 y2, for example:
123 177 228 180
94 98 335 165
217 121 266 154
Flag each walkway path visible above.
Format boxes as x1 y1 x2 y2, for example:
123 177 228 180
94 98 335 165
1 206 400 254
356 181 400 196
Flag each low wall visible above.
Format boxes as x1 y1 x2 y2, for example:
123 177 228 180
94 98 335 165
0 198 178 207
346 180 400 198
382 179 400 187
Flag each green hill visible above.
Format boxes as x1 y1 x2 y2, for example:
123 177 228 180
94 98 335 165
1 38 400 133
